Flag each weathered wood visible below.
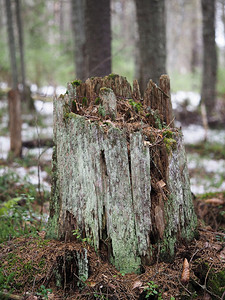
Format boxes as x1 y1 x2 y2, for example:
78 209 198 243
48 75 197 274
8 89 22 158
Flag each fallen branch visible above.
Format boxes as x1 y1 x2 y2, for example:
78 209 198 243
0 291 22 300
22 138 54 148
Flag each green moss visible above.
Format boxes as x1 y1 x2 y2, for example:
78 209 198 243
128 99 142 113
163 130 174 139
82 97 88 107
164 137 177 154
71 79 82 87
100 87 112 93
95 97 101 105
208 269 225 297
108 73 118 80
63 103 71 121
98 104 106 117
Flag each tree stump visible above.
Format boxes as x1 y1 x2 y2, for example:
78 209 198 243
48 74 197 274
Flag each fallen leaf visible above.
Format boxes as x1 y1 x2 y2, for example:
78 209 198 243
143 141 152 147
86 281 97 287
181 258 190 285
132 280 142 290
157 179 166 188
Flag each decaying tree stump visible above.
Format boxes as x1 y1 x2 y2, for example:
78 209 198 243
8 89 22 158
48 74 197 274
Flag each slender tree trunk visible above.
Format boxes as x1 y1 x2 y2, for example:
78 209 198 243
8 89 22 158
15 0 25 93
70 0 86 81
5 0 18 89
84 0 111 78
135 0 166 92
201 0 217 122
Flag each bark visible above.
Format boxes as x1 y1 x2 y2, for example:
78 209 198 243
70 0 86 81
15 0 25 93
48 75 197 274
135 0 166 92
84 0 111 78
5 0 18 89
201 0 217 122
8 89 22 158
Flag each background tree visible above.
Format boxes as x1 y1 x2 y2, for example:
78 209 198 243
5 0 18 89
15 0 25 92
135 0 166 92
201 0 217 123
84 0 111 78
71 0 86 81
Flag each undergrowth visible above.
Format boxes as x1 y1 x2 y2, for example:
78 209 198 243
0 168 49 243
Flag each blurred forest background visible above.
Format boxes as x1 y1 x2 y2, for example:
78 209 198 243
0 0 225 96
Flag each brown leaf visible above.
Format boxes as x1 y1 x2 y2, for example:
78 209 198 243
157 179 166 188
86 281 97 287
132 280 143 290
181 258 190 285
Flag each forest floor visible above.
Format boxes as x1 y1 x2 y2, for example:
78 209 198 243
0 88 225 299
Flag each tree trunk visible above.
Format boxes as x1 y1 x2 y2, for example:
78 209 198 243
135 0 166 92
70 0 86 81
84 0 111 78
201 0 217 123
48 75 197 274
5 0 18 89
15 0 25 92
8 89 22 158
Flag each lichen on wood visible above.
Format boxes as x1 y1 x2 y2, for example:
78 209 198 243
48 74 197 274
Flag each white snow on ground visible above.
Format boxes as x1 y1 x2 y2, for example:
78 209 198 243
38 85 66 97
0 137 10 160
182 124 225 144
0 165 51 192
34 100 53 115
171 91 201 111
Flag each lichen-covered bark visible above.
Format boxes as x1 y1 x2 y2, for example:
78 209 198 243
48 75 197 273
162 134 197 258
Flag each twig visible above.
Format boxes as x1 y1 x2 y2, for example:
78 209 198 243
0 291 22 300
199 228 225 237
204 263 213 298
190 277 221 299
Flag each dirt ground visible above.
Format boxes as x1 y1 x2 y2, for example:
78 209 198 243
0 193 224 300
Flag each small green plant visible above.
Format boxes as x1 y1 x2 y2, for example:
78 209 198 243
98 104 106 117
108 73 118 80
37 285 52 300
95 97 101 105
71 79 82 87
144 281 162 299
0 194 42 243
72 229 92 244
129 99 142 113
82 97 88 106
0 267 16 291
